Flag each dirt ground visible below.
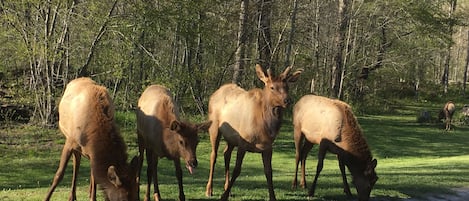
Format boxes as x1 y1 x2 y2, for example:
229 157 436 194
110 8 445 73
403 188 469 201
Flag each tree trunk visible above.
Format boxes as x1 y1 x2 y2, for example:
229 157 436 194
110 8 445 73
232 0 249 85
256 0 272 71
193 12 206 116
442 0 457 94
331 0 351 98
312 0 320 94
284 0 298 67
463 30 469 95
78 0 118 77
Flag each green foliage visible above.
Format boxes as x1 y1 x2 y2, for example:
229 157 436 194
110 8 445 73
0 0 468 126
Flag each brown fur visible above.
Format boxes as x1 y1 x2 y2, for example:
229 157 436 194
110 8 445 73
205 64 302 201
292 94 377 201
45 77 139 201
136 85 211 201
341 104 372 161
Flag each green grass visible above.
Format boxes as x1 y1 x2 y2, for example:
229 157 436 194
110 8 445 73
1 104 469 201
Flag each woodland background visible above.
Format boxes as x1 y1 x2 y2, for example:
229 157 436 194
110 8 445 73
0 0 469 126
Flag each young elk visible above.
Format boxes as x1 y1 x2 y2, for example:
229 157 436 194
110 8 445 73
205 64 302 201
137 85 211 201
292 95 378 201
45 77 139 201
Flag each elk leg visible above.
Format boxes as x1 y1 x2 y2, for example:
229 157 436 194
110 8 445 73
262 149 277 201
223 144 234 191
220 148 246 201
205 126 221 197
292 128 303 189
144 150 154 201
308 139 330 199
300 140 313 189
70 151 81 201
338 155 352 197
137 134 145 196
174 159 185 201
44 143 73 201
153 158 161 201
446 115 451 131
89 170 96 201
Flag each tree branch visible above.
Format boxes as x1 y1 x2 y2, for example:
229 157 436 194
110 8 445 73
78 0 118 77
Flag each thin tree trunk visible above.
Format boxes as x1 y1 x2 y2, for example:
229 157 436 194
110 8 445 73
232 0 249 85
193 12 205 116
256 0 272 71
78 0 118 77
463 30 469 95
312 0 320 94
442 0 457 94
285 0 298 67
331 0 351 98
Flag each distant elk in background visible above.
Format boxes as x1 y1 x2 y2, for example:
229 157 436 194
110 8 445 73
438 101 456 131
461 105 469 124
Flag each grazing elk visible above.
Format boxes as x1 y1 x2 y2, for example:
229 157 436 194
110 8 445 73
205 64 302 201
292 95 378 201
438 101 456 131
45 77 139 201
136 85 211 201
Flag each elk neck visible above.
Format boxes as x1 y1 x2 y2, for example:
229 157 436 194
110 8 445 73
261 102 284 139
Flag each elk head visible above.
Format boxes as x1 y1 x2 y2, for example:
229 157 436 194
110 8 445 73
255 64 303 108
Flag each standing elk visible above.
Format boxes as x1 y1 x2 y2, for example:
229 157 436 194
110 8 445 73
438 101 456 131
292 95 378 201
136 85 211 201
205 64 302 201
45 77 139 201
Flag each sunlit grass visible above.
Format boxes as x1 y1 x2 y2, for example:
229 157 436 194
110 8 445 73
1 104 469 200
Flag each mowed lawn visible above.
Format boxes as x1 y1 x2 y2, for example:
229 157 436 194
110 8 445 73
1 104 469 201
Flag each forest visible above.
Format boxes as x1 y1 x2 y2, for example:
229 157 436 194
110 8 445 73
0 0 468 126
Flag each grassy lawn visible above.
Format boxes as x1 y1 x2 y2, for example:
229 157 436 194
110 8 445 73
1 104 469 201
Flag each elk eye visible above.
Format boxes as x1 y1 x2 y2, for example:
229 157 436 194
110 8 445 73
270 86 274 90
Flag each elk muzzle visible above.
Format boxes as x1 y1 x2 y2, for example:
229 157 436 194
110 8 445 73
186 159 198 174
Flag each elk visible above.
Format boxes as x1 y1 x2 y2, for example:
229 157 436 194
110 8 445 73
438 101 456 131
45 77 139 201
205 64 302 201
136 85 211 201
292 94 378 201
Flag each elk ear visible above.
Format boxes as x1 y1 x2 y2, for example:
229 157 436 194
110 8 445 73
197 120 212 132
170 120 182 131
255 64 269 83
107 166 122 187
286 68 303 82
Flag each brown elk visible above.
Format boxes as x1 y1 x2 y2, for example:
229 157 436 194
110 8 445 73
438 101 456 131
292 95 378 201
205 64 302 201
45 77 139 201
136 85 211 201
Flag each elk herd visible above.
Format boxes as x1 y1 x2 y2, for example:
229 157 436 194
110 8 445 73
44 64 379 201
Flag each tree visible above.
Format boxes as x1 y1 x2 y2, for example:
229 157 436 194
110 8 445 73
442 0 457 94
232 0 250 85
257 0 273 71
331 0 352 99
